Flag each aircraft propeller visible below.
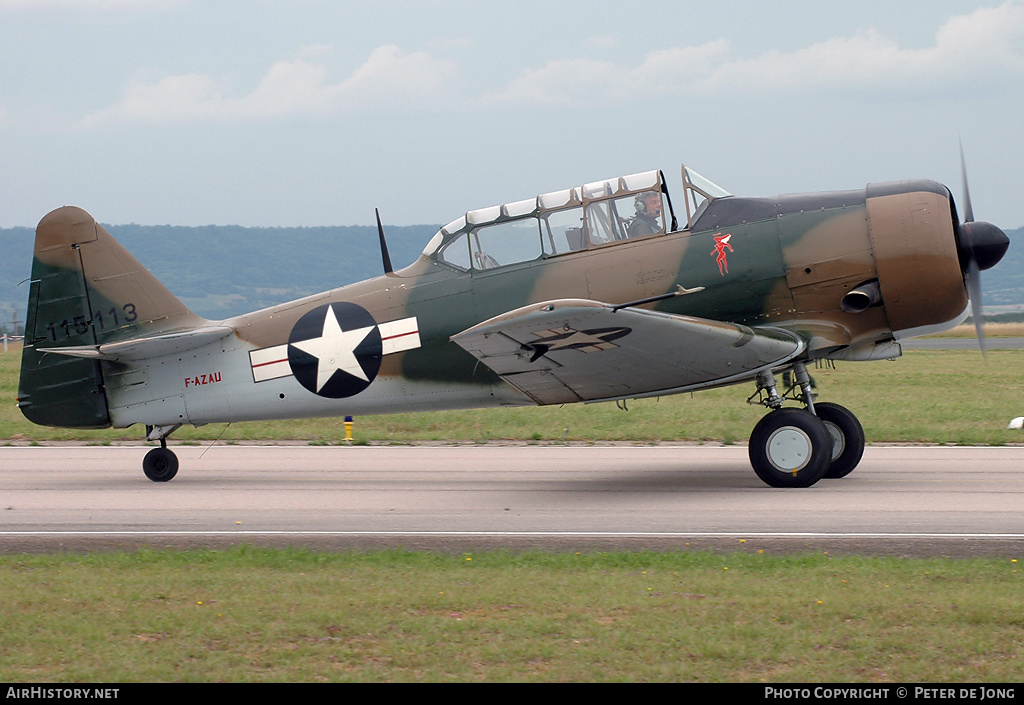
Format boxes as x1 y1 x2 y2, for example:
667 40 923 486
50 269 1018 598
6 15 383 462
953 145 1010 352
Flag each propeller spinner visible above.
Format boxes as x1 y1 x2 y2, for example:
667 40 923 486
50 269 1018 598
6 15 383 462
954 146 1010 352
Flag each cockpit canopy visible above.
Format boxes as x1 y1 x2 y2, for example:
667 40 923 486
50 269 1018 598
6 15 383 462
422 166 730 271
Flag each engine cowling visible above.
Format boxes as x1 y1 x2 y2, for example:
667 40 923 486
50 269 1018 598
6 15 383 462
864 180 968 338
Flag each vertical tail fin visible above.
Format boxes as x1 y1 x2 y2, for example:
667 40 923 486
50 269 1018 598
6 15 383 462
18 206 203 428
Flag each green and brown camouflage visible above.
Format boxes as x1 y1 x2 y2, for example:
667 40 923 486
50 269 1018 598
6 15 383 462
15 163 1009 486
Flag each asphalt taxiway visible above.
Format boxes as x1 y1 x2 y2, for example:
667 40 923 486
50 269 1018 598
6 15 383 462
1 444 1022 557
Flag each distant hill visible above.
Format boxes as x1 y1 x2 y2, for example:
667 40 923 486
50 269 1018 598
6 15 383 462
2 222 1022 330
982 226 1024 309
0 222 439 326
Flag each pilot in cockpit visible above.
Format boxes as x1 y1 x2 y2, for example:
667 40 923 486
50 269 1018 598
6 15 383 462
626 190 663 238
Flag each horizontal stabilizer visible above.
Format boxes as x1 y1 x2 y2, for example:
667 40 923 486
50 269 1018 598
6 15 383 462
451 298 805 405
38 325 234 362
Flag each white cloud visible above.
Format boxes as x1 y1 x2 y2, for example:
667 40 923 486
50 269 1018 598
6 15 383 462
82 73 227 125
700 2 1024 94
485 2 1024 105
482 58 616 107
78 45 460 127
332 45 459 111
481 41 731 106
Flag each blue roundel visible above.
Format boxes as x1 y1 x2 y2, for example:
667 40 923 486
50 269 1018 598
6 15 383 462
287 302 382 398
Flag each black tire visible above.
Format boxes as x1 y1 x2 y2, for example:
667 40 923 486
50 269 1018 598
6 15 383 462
748 408 831 488
143 447 179 482
816 402 865 479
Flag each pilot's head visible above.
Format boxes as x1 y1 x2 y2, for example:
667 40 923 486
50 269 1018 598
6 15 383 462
635 191 661 217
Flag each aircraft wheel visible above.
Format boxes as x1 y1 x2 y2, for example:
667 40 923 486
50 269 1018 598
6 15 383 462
816 402 865 479
748 408 831 488
143 447 179 482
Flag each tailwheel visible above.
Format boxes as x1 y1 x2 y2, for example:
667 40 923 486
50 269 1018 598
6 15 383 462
143 446 179 482
815 402 865 479
748 408 832 488
143 425 181 482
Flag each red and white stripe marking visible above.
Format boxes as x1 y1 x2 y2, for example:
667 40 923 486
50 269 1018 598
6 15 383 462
248 316 420 383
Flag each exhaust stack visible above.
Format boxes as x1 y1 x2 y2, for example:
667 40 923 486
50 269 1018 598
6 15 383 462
841 280 882 314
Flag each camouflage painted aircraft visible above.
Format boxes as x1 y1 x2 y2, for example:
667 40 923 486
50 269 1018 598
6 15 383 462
16 161 1009 487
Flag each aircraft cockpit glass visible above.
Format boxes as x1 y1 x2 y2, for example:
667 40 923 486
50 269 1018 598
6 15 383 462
469 218 543 270
538 187 582 210
467 205 502 225
443 216 468 235
431 168 677 270
422 215 467 257
437 232 471 269
503 198 537 218
585 191 665 245
422 231 444 256
682 165 731 229
541 207 586 255
438 217 547 271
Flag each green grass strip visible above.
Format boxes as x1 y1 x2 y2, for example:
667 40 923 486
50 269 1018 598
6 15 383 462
1 547 1021 682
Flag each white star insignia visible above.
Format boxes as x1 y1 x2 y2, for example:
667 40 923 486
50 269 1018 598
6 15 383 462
291 305 376 392
542 330 616 352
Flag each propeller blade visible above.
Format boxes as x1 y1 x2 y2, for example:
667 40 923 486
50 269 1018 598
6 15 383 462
955 143 1009 355
960 141 975 223
966 257 986 356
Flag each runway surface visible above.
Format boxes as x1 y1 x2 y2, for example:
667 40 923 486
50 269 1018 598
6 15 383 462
2 444 1023 557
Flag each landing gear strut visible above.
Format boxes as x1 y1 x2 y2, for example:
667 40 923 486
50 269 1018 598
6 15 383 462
142 424 181 482
746 363 864 488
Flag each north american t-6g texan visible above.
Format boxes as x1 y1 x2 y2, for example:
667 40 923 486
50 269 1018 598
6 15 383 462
16 158 1009 487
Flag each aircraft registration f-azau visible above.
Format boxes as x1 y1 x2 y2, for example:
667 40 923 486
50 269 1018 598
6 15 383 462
16 158 1010 487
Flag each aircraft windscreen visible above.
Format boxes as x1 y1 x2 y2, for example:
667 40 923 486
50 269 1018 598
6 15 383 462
421 231 445 256
682 166 731 228
684 167 730 199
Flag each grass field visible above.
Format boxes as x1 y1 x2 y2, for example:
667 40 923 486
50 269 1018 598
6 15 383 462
0 548 1021 682
4 343 1023 446
927 322 1024 338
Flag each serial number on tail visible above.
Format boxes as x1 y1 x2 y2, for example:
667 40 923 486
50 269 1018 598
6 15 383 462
43 303 138 341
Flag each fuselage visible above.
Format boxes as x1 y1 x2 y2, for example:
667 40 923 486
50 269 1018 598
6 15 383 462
18 170 973 432
99 178 967 429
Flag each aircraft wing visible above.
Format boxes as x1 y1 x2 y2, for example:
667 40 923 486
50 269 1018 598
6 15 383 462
451 299 805 405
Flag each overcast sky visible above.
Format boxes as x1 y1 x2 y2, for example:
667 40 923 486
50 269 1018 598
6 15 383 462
2 0 1023 231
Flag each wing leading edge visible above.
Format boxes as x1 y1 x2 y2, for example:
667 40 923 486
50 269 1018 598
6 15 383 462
451 299 805 405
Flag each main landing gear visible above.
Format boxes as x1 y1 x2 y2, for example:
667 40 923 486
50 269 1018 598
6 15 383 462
746 363 865 488
142 424 180 482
